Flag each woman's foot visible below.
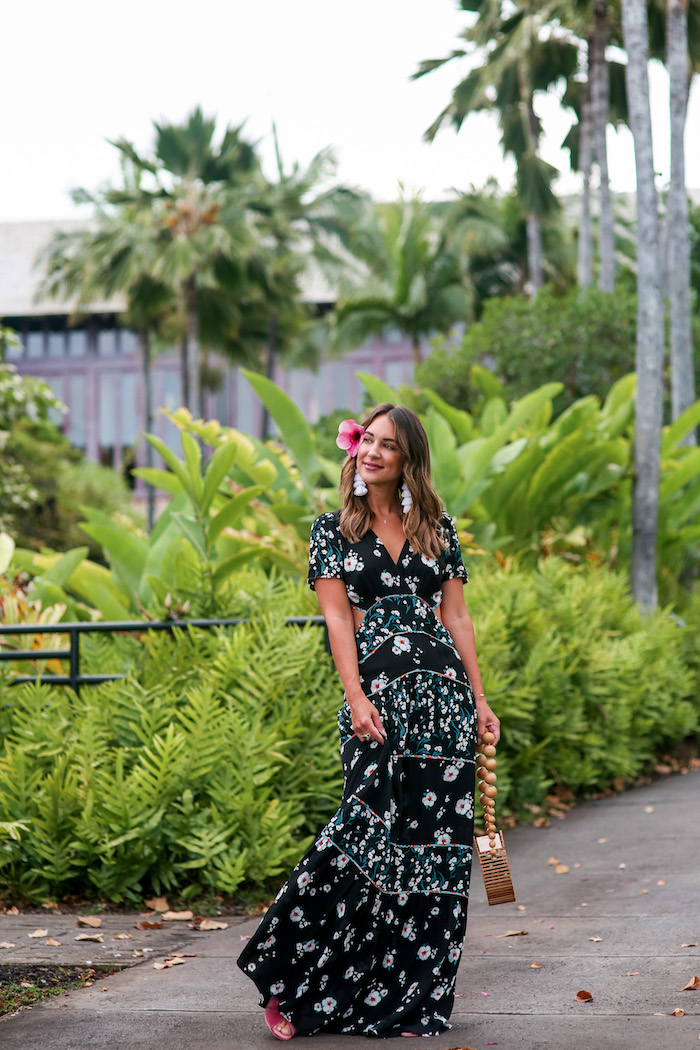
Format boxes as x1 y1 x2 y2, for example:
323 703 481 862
265 996 295 1041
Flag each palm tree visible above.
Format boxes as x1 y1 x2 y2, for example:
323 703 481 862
331 196 473 369
38 198 175 530
621 0 664 610
414 0 578 294
666 0 697 443
106 108 261 416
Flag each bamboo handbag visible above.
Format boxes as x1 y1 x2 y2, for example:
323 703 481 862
473 730 516 906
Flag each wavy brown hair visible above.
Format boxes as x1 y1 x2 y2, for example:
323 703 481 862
339 403 446 559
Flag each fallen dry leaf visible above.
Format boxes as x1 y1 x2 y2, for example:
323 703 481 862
680 976 700 991
657 879 666 886
495 929 529 938
193 917 228 931
132 949 144 958
0 942 16 949
4 906 20 915
555 864 569 874
547 856 560 866
618 863 626 870
517 904 526 911
162 910 193 922
153 956 186 970
672 1008 684 1017
114 933 132 940
575 989 594 1003
77 915 102 928
45 938 62 947
144 897 170 912
28 929 48 938
75 933 104 942
20 981 33 989
530 962 542 968
135 920 163 930
589 937 603 942
682 943 697 948
597 838 608 844
644 806 654 813
41 901 58 909
626 971 639 976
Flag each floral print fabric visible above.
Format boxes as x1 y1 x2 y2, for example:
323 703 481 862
237 512 476 1037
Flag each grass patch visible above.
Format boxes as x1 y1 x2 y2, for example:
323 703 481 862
0 964 120 1017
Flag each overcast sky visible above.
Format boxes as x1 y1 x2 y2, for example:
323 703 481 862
2 0 699 223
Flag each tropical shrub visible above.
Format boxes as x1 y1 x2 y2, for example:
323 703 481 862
0 610 340 903
0 558 697 903
417 286 638 413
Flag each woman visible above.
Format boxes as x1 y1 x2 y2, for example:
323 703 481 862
237 403 499 1039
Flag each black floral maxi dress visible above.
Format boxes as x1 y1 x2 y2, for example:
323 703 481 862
237 511 477 1038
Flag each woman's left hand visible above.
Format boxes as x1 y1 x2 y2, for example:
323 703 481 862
476 699 500 746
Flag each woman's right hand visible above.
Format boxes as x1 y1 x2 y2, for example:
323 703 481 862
349 695 387 745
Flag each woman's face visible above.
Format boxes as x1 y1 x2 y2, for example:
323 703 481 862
356 414 405 488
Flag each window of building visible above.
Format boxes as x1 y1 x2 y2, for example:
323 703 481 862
120 329 138 356
67 375 86 449
97 328 118 358
48 330 66 358
26 331 44 358
68 330 88 357
98 373 117 468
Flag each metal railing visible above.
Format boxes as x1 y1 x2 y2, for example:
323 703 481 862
0 616 326 693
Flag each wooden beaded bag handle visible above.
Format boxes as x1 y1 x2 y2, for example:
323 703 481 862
474 730 516 905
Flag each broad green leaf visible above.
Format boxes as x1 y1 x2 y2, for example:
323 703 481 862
181 432 204 503
37 547 89 587
661 399 700 454
79 523 148 598
146 434 196 502
132 467 183 496
241 370 319 488
0 532 15 575
207 486 265 545
423 389 474 443
470 363 504 399
201 440 238 513
212 548 264 585
658 449 700 503
356 372 399 405
171 511 207 558
480 397 507 436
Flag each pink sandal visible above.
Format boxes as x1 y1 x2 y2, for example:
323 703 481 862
265 996 296 1041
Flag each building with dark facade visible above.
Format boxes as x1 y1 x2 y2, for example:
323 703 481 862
1 220 417 482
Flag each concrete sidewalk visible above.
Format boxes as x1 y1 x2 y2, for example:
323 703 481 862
1 770 699 1050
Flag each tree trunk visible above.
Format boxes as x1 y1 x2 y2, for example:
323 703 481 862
667 0 696 444
621 0 665 612
261 310 278 441
411 335 422 370
180 334 189 409
592 1 615 292
578 53 594 289
526 214 543 296
185 277 201 417
139 328 155 532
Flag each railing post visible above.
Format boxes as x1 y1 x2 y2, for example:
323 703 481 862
69 628 80 695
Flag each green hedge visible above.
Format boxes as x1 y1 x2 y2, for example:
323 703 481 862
0 562 698 904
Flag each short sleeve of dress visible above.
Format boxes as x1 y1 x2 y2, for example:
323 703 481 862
441 514 468 584
308 512 344 591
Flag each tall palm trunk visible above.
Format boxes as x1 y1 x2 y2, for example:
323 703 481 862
139 328 155 532
621 0 665 611
261 309 278 441
667 0 696 445
578 58 594 289
185 276 201 418
411 335 422 370
524 94 543 297
592 1 615 292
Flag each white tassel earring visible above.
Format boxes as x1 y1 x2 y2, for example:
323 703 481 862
353 469 368 496
400 479 412 514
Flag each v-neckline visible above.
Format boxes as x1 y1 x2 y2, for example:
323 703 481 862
368 528 410 569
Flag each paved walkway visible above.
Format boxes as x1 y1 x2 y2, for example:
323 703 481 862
1 770 698 1050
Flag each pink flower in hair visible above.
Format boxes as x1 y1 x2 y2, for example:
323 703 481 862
336 419 365 457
